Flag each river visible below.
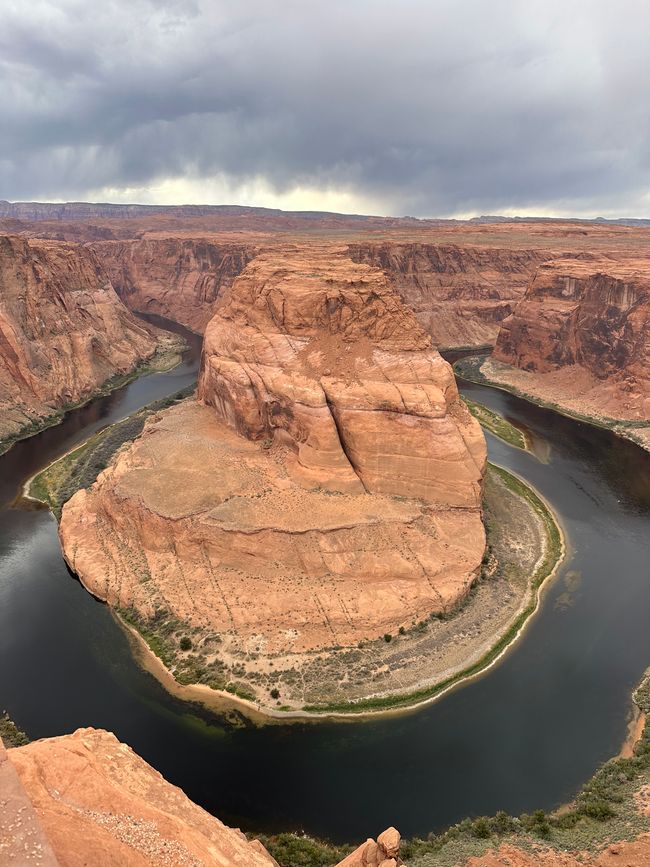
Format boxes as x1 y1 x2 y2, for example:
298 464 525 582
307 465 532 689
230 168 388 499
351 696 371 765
0 324 648 843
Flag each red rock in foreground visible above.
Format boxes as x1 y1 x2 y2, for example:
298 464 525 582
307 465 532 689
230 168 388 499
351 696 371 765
3 728 278 866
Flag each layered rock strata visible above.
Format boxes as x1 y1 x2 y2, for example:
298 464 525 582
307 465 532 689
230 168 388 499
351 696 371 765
92 239 257 332
348 242 550 348
0 236 166 449
60 245 486 703
492 255 650 421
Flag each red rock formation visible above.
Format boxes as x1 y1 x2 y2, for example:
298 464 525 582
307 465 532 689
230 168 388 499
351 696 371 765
493 255 650 421
3 728 278 866
59 245 486 704
0 236 166 449
92 238 257 333
338 826 405 866
348 242 550 348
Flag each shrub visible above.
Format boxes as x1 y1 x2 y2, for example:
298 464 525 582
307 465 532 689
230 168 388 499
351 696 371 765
383 633 392 643
179 635 192 651
270 688 280 699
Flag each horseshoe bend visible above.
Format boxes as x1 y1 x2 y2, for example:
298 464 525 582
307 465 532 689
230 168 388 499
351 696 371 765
57 244 510 712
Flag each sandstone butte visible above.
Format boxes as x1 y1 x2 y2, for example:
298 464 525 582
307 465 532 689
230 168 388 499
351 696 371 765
0 235 170 450
492 255 650 425
58 244 487 692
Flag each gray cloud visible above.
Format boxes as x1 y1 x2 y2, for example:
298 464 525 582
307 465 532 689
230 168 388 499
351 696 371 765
1 0 649 216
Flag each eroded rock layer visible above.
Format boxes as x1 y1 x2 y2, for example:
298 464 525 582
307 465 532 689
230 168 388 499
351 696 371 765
0 236 163 447
4 728 278 866
493 255 650 420
348 242 550 348
60 245 486 683
93 238 257 332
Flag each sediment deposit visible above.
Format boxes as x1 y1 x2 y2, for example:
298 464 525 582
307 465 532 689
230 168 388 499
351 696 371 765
492 255 650 423
60 245 488 708
0 236 171 450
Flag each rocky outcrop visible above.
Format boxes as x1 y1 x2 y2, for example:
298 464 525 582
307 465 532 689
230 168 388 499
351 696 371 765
492 255 650 421
2 728 278 866
0 236 166 449
348 242 550 348
338 826 405 866
59 245 486 707
92 239 257 332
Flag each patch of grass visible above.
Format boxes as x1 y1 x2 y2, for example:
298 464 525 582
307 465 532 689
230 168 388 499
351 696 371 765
464 397 527 449
252 832 352 867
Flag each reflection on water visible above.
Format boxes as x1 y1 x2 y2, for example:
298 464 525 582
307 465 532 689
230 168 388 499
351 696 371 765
0 340 648 842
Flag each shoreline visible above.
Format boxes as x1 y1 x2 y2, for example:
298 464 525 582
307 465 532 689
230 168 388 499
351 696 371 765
104 462 566 723
455 354 650 453
0 341 184 460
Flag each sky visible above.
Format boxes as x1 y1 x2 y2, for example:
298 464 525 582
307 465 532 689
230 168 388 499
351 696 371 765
2 0 650 218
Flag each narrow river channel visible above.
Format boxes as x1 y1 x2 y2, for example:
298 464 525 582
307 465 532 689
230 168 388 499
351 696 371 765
0 324 648 843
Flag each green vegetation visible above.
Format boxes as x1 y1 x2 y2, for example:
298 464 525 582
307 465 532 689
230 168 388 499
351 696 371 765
464 397 527 449
29 385 194 518
302 463 562 714
0 713 30 747
253 832 352 867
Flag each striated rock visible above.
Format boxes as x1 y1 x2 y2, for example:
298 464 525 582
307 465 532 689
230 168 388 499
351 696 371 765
493 255 650 421
93 238 257 333
59 245 485 702
348 242 550 348
0 236 166 449
4 728 278 866
337 826 404 866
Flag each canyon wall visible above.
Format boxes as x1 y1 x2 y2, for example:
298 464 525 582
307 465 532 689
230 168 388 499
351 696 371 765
348 242 550 348
492 255 650 421
59 244 486 706
0 236 165 449
92 239 257 332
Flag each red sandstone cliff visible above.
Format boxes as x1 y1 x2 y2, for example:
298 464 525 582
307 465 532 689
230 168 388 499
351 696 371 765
348 242 550 348
0 236 167 449
492 255 650 421
92 239 258 332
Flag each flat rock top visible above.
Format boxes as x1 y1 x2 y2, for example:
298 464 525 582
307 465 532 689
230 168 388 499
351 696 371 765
115 402 422 530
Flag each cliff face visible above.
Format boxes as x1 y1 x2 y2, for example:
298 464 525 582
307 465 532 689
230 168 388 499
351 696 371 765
3 728 278 867
493 256 650 420
0 236 163 448
59 245 486 705
92 239 257 333
348 242 550 348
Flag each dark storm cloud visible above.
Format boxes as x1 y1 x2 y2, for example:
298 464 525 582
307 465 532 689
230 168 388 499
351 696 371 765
1 0 650 215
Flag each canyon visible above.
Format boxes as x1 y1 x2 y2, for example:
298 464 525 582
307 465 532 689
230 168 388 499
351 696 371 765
0 235 179 453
